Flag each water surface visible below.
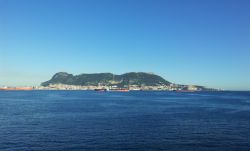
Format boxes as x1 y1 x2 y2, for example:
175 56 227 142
0 91 250 150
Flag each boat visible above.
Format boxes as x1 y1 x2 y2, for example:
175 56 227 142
109 88 130 92
94 88 107 92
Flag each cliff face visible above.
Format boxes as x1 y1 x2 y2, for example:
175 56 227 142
41 72 171 87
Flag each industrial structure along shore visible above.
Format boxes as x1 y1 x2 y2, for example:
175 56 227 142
0 83 212 91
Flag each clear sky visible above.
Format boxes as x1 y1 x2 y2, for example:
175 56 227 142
0 0 250 90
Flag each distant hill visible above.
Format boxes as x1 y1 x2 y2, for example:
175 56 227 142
41 72 171 87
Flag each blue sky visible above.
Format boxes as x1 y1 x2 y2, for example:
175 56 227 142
0 0 250 90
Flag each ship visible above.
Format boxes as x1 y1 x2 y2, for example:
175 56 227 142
174 90 195 92
109 88 130 92
94 88 108 92
94 88 129 92
0 87 33 90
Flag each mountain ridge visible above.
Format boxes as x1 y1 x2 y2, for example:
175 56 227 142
41 72 171 87
41 72 217 91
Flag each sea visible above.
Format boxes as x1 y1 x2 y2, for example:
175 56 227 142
0 90 250 151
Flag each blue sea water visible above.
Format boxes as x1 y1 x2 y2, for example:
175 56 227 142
0 91 250 151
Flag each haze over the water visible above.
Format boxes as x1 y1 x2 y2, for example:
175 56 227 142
0 0 250 90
